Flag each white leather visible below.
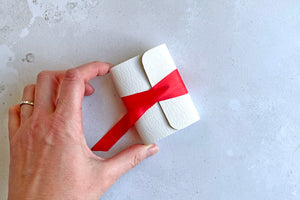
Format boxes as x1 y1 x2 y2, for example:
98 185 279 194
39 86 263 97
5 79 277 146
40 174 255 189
110 44 200 144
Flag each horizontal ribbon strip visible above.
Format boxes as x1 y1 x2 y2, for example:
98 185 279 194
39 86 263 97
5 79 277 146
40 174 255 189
91 69 188 151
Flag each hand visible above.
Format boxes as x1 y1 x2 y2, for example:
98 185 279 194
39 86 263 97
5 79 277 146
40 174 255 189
8 62 159 200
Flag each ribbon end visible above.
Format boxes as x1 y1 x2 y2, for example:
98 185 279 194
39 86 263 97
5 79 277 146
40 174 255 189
91 143 110 152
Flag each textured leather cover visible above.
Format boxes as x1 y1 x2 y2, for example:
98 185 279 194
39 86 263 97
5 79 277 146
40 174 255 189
110 44 200 144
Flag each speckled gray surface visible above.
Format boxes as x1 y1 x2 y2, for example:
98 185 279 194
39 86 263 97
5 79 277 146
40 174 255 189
1 0 300 199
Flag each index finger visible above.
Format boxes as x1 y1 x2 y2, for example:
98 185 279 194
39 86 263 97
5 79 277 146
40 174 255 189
56 61 111 117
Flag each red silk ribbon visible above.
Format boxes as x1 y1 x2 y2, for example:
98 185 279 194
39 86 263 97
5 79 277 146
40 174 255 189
91 69 188 151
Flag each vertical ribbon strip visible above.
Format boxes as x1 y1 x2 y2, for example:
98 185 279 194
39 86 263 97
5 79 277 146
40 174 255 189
91 69 188 151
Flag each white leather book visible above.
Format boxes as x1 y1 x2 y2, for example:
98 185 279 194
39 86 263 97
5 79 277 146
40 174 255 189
110 44 200 144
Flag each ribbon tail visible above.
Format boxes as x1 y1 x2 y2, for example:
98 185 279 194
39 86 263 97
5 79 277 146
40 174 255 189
92 103 154 151
91 113 132 151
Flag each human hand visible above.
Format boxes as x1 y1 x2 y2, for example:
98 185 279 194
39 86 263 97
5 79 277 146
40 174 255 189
8 62 159 200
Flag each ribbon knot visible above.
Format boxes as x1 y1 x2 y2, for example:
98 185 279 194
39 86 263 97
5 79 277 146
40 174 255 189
92 69 188 151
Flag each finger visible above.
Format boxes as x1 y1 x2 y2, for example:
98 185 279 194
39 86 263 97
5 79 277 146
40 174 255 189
21 84 35 124
104 144 158 179
56 61 110 116
8 105 21 140
35 71 98 107
84 83 95 96
34 71 63 114
53 72 95 96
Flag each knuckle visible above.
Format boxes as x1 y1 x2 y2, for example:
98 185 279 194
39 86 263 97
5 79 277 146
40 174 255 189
37 70 50 80
9 105 17 114
23 84 35 92
64 69 81 81
130 154 142 168
90 61 101 66
29 120 38 131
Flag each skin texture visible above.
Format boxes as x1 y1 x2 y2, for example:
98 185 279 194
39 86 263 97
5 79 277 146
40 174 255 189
8 61 159 200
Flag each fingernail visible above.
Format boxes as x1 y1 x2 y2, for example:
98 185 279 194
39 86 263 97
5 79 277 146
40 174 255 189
106 62 114 68
146 144 159 157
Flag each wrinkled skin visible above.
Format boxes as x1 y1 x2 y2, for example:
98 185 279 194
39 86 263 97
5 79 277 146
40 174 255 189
8 62 158 200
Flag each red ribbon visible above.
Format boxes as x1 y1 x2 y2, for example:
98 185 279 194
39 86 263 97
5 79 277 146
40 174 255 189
91 69 188 151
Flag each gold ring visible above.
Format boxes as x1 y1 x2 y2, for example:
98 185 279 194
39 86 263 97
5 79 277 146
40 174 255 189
20 101 34 106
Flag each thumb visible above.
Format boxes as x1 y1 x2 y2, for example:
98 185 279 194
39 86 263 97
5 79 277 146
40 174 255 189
105 144 159 179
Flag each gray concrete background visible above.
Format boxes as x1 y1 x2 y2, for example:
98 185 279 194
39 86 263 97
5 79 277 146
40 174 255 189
1 0 300 199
